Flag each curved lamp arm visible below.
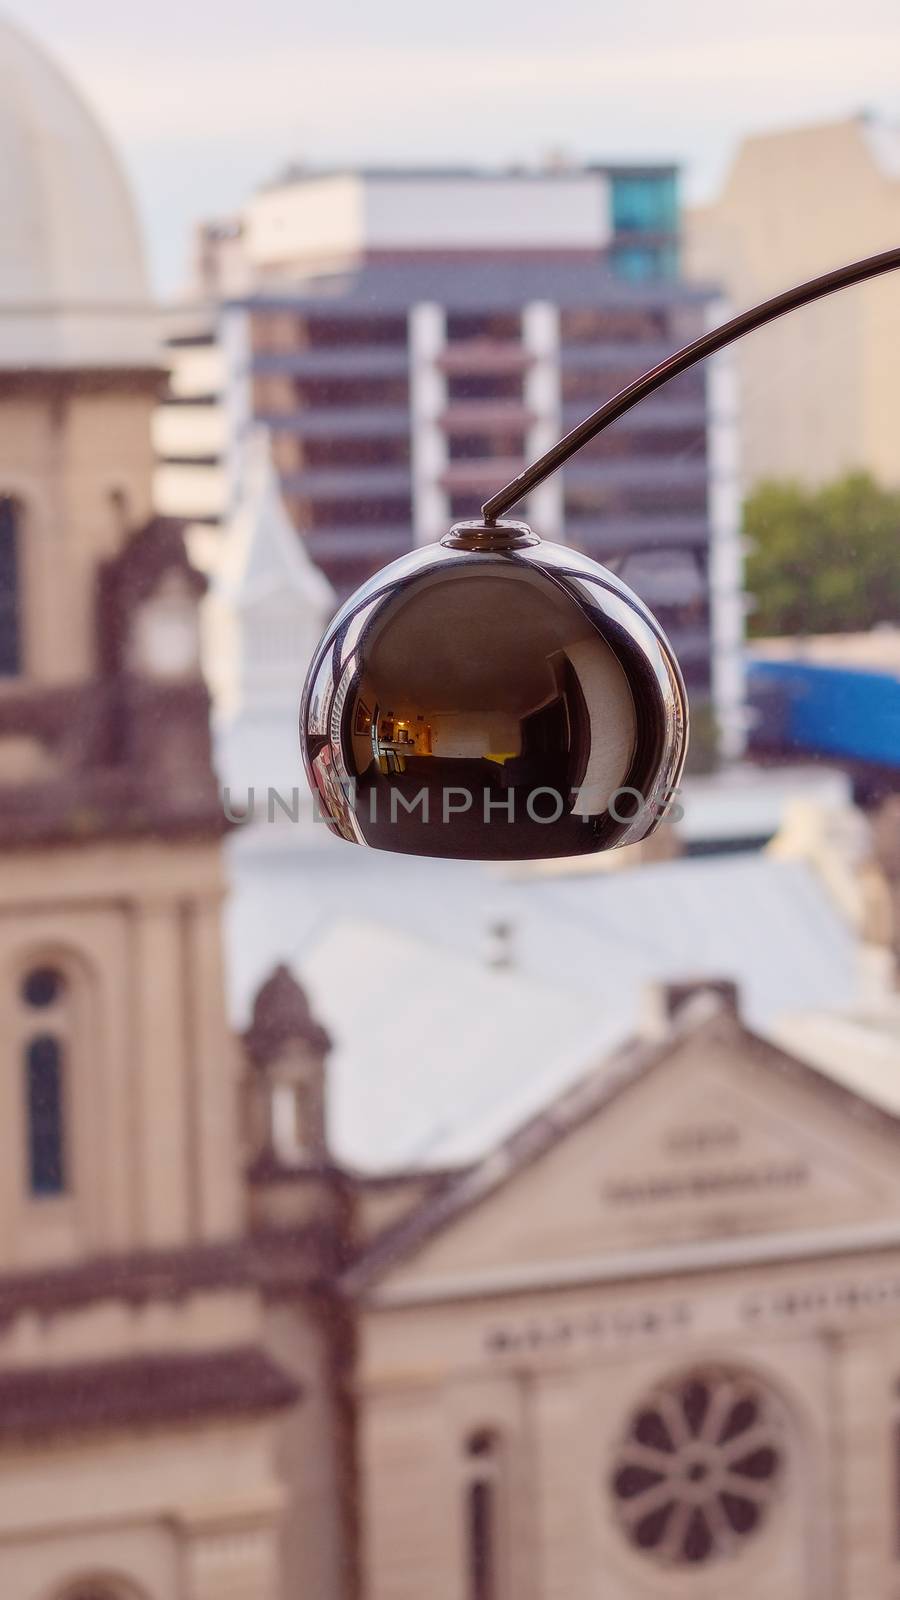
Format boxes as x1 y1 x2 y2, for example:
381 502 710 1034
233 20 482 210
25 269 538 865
482 244 900 526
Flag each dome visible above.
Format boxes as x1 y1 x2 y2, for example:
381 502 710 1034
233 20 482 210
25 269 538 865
0 16 157 369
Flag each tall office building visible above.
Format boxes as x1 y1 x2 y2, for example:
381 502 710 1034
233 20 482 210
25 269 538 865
687 115 900 491
156 165 744 753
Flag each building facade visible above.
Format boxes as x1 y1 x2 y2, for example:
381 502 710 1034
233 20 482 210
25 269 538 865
687 114 900 492
155 166 745 753
345 980 900 1600
0 20 341 1600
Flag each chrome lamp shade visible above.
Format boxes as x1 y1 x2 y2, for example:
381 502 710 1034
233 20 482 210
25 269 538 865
300 521 687 860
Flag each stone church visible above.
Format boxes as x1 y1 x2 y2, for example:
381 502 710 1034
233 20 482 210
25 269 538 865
4 14 900 1600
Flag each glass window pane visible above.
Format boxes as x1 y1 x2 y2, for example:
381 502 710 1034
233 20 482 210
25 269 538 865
26 1034 66 1196
611 172 678 234
22 967 66 1009
467 1479 495 1600
0 496 21 677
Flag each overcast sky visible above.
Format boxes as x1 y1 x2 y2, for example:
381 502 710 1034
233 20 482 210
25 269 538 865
11 0 900 293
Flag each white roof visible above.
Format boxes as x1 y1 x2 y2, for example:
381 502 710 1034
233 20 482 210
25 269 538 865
0 16 156 368
861 118 900 181
772 1002 900 1117
224 842 865 1174
304 919 605 1171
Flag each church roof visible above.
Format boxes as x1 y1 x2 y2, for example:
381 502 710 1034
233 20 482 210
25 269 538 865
343 984 900 1294
0 16 156 368
224 847 864 1175
0 1345 299 1442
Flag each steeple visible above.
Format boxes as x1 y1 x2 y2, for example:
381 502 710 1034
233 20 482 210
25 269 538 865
222 429 335 715
242 964 335 1232
214 430 336 826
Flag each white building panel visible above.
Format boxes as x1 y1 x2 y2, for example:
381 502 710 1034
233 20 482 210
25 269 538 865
364 175 611 252
153 461 225 520
244 172 612 271
152 405 226 458
165 343 224 399
246 175 364 269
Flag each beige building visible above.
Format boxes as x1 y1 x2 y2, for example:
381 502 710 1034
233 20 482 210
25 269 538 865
687 115 900 490
0 16 341 1600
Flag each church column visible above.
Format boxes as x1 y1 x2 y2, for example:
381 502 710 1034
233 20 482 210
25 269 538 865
836 1327 895 1599
183 888 243 1240
132 897 192 1245
360 1382 458 1600
524 1366 592 1600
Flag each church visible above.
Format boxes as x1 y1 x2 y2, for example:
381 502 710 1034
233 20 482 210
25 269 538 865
3 14 900 1600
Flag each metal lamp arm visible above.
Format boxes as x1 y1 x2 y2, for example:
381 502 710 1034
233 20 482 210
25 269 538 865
482 244 900 526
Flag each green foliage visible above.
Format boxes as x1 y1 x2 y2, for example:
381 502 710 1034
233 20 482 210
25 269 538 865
744 471 900 636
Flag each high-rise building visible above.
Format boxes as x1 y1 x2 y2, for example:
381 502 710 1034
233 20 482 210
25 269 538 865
687 115 900 491
155 165 745 754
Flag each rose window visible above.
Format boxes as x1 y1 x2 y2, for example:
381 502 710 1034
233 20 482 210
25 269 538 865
611 1368 783 1565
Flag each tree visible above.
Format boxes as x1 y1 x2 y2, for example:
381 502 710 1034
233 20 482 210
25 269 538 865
744 471 900 636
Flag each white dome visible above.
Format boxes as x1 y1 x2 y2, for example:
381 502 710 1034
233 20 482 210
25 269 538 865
0 15 157 368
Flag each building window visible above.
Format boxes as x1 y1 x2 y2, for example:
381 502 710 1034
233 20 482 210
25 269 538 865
446 373 522 403
611 1367 784 1566
610 172 678 235
21 966 69 1196
610 243 679 284
465 1429 502 1600
0 495 21 677
56 1583 140 1600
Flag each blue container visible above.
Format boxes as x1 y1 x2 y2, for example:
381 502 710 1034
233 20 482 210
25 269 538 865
748 659 900 768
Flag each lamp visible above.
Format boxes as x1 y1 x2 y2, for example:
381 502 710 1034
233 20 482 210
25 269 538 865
300 246 900 860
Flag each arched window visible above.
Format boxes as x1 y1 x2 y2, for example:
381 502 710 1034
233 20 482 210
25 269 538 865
0 495 21 676
20 966 69 1196
54 1578 146 1600
464 1429 503 1600
62 1591 121 1600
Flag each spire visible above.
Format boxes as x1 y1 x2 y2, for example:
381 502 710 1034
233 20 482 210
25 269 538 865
230 428 334 616
244 964 330 1066
217 429 335 717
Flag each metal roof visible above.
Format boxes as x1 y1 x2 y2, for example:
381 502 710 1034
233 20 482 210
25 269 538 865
226 259 714 316
223 839 863 1175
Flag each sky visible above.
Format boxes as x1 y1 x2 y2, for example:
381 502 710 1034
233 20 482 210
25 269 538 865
10 0 900 294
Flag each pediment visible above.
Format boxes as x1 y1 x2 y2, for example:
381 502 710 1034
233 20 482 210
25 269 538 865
369 1014 900 1294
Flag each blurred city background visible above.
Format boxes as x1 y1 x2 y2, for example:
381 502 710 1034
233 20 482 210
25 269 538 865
0 2 899 1597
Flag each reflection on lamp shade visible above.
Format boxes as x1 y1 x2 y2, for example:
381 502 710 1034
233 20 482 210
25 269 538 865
300 523 688 861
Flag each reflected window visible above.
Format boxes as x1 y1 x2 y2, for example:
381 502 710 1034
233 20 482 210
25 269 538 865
0 496 21 676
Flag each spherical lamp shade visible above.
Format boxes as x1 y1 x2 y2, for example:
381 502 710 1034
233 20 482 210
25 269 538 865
300 521 687 860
